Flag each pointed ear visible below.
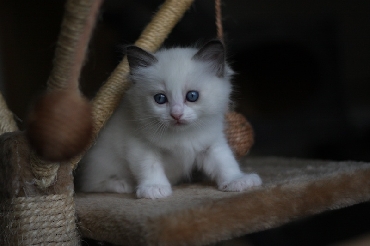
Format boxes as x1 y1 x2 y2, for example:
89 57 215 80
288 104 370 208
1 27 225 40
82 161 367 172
126 46 157 71
192 40 225 77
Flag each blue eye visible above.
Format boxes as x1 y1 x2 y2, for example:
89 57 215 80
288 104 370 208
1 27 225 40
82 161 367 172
186 91 199 102
154 93 167 104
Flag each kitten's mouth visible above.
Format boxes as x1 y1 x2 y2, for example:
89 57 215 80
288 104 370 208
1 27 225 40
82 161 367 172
173 120 187 127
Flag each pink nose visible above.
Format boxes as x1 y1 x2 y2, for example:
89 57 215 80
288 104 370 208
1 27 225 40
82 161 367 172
171 113 182 121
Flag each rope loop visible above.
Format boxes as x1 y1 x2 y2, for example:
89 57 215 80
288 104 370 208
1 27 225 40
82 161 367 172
30 151 60 189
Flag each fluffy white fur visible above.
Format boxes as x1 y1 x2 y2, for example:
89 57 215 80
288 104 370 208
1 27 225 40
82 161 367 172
77 41 262 199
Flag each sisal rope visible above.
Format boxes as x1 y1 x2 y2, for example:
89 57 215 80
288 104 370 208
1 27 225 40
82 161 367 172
14 2 100 244
215 0 254 157
0 93 18 134
48 0 103 91
1 194 78 245
30 0 102 189
30 151 60 189
225 112 254 158
215 0 223 41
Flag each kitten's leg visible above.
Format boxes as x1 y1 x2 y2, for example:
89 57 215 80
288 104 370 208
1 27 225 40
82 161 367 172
97 178 135 193
131 158 172 199
199 141 262 192
79 179 134 193
77 162 135 194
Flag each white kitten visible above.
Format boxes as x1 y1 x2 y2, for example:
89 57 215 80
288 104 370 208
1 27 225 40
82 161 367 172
76 40 262 199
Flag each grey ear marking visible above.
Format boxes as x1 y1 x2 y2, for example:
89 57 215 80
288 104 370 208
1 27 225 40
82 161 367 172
126 46 158 70
192 40 225 77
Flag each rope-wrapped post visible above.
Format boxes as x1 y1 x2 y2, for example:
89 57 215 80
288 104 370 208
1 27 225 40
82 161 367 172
0 97 78 244
48 0 103 91
1 0 102 244
27 0 102 164
0 132 79 245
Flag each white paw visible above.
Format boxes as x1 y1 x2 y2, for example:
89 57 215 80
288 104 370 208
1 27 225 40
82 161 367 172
136 184 172 199
219 173 262 192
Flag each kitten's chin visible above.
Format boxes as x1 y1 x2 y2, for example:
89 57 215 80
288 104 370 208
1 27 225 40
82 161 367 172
169 121 190 130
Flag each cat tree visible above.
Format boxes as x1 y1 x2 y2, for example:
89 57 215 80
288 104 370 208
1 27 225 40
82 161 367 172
1 0 370 245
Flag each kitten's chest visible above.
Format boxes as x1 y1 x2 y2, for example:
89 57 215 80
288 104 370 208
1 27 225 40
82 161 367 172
156 130 214 164
160 147 197 184
160 144 197 164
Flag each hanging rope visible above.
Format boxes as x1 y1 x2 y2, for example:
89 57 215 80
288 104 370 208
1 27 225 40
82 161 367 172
48 0 103 91
215 0 255 158
28 0 102 188
215 0 223 41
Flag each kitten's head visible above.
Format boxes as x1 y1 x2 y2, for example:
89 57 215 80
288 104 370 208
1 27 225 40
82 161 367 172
126 40 233 133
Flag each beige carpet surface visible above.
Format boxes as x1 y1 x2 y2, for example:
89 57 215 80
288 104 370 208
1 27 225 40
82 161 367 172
75 157 370 245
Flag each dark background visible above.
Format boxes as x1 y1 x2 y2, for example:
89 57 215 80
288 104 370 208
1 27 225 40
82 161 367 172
1 0 369 245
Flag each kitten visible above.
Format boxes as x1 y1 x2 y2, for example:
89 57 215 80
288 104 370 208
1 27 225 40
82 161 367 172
76 40 262 199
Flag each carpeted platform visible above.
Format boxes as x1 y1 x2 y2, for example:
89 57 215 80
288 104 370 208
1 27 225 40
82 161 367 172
75 157 370 245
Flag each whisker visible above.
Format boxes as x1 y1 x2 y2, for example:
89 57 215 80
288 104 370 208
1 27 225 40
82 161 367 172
123 115 160 122
134 118 159 133
158 121 168 141
148 121 166 143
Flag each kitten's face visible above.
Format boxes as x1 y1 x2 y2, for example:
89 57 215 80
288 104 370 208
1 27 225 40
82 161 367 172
126 40 233 132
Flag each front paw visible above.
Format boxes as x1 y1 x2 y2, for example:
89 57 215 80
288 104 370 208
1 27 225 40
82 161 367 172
136 184 172 199
219 173 262 192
